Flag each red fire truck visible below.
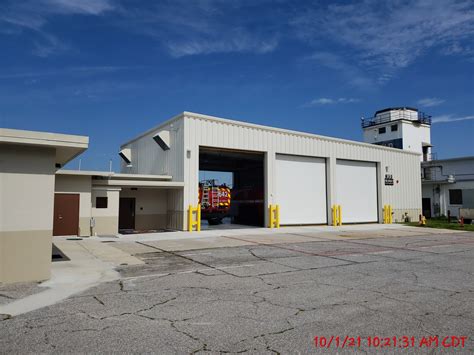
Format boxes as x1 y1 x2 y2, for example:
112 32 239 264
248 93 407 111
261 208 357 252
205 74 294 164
199 180 231 225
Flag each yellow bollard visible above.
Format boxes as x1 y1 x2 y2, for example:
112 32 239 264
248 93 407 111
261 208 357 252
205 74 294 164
332 205 342 226
188 204 201 232
383 205 393 224
268 205 280 228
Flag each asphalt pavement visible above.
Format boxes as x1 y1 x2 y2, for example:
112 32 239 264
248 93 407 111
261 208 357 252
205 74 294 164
0 229 473 353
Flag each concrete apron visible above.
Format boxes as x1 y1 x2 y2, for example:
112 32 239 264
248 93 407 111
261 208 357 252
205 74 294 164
0 240 141 317
96 223 462 243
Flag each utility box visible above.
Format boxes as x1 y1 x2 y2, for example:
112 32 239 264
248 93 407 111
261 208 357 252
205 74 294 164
460 208 474 224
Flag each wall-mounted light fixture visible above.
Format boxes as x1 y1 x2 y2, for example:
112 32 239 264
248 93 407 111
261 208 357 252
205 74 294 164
153 130 170 150
119 148 132 165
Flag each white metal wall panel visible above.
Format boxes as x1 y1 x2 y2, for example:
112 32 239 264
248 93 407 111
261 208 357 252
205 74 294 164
276 154 327 224
336 160 378 223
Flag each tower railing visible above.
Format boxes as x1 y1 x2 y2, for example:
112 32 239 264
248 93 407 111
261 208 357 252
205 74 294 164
361 111 431 128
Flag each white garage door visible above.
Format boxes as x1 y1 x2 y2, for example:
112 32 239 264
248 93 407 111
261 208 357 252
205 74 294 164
336 160 378 223
276 154 327 224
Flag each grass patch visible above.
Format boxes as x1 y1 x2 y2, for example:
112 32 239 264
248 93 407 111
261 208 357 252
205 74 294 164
405 218 474 231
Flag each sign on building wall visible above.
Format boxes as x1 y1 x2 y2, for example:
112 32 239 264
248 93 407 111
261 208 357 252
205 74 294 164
385 174 394 186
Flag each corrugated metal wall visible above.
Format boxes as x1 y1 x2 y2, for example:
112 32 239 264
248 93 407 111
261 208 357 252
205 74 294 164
124 112 422 229
121 117 185 229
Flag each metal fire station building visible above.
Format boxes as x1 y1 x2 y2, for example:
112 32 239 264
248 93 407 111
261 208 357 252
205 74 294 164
119 111 422 230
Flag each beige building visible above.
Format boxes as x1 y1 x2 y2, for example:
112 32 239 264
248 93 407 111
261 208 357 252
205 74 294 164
0 129 88 283
53 170 183 237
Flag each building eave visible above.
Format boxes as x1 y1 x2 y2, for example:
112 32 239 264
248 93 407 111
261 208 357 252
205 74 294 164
0 128 89 166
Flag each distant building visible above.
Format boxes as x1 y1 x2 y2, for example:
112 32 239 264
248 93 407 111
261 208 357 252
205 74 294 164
362 107 474 219
421 156 474 218
362 107 432 161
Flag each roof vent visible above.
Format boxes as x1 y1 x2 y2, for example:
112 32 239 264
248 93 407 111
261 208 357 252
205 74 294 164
119 148 132 165
153 130 170 150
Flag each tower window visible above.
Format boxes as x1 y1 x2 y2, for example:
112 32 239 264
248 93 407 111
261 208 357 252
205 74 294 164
378 127 386 134
391 124 398 131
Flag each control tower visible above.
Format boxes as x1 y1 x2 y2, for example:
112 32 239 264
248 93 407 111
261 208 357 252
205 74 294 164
362 107 432 161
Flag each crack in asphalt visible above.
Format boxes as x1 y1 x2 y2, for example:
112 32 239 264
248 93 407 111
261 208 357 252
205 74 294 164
0 293 15 300
92 295 105 306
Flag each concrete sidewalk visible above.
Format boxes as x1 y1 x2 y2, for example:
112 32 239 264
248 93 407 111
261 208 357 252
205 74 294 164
89 223 464 244
0 240 143 317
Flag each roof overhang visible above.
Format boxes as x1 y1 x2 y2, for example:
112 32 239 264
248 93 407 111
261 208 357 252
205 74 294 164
57 170 172 179
93 180 184 188
57 170 180 188
0 128 88 166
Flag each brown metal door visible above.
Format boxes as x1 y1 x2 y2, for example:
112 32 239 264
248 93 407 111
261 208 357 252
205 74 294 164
53 194 80 236
119 198 136 230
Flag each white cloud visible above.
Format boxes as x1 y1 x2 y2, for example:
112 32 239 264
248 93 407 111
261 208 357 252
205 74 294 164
112 1 280 57
432 114 474 123
45 0 114 15
417 98 445 107
305 97 360 106
1 0 280 58
166 33 278 58
293 0 474 80
0 0 115 56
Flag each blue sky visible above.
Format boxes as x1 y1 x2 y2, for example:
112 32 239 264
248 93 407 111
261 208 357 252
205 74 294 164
0 0 473 171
